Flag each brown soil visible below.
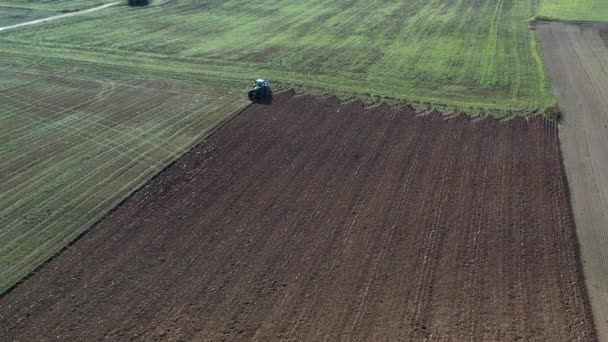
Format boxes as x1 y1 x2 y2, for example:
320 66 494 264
537 22 608 341
0 92 596 341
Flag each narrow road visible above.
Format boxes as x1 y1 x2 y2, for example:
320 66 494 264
537 21 608 341
0 2 120 33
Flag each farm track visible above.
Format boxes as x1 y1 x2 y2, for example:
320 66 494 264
0 92 595 341
537 22 608 342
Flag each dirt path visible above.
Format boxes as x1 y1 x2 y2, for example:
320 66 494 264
0 2 119 33
0 92 595 341
537 21 608 341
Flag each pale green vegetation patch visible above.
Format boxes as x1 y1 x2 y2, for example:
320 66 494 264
537 0 608 22
0 0 554 115
0 6 52 26
0 0 114 11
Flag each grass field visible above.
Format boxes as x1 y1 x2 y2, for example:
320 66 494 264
0 0 554 114
0 57 247 292
0 6 52 26
538 0 608 22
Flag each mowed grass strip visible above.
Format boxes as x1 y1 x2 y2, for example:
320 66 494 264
0 0 554 115
537 0 608 22
0 65 246 293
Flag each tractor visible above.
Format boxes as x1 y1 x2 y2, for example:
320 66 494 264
248 79 272 103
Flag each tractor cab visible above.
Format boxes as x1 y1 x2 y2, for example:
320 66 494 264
255 79 269 88
248 78 272 103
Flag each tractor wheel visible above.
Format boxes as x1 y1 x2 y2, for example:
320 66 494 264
248 89 257 102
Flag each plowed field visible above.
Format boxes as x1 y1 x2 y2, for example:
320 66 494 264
0 92 596 341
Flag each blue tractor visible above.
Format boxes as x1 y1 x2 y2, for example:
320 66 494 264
248 79 272 103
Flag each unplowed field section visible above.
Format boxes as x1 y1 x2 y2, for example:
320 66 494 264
537 22 608 341
0 70 245 293
0 93 595 341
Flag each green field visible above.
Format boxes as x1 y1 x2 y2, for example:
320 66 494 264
0 0 562 293
0 0 555 114
0 56 247 292
538 0 608 22
0 6 52 26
